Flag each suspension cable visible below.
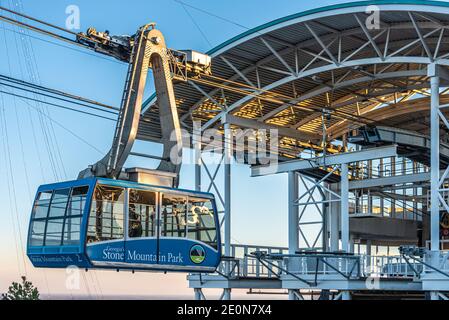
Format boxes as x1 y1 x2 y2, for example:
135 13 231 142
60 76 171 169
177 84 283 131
0 89 117 121
6 86 105 154
0 5 103 46
0 4 378 126
0 74 120 111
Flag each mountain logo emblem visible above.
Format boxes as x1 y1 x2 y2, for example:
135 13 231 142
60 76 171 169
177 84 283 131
190 244 206 264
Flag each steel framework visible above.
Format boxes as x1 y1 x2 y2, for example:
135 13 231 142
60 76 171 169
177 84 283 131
139 1 449 300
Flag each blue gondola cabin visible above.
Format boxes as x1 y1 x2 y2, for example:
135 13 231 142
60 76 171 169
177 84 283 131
27 177 221 272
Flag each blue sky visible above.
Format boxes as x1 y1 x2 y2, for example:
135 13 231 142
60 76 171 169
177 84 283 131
0 0 361 298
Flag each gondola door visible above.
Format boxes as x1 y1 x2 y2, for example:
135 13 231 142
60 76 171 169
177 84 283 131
85 184 126 267
157 191 189 269
124 188 159 268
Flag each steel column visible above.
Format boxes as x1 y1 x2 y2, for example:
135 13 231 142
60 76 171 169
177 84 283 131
349 235 355 254
366 240 372 267
195 160 201 192
288 171 299 301
194 288 202 300
342 291 352 300
288 171 299 254
330 183 340 252
430 291 440 300
322 183 329 252
194 122 202 192
429 67 440 254
341 163 350 252
223 122 232 300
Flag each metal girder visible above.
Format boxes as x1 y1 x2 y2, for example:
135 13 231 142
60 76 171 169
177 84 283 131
295 173 334 250
428 63 449 82
349 171 431 189
304 22 338 65
267 69 427 125
183 13 449 133
220 56 256 87
344 29 389 63
221 114 318 141
260 37 296 75
353 14 384 59
188 80 226 110
251 145 398 177
142 4 449 141
201 57 443 130
409 12 433 60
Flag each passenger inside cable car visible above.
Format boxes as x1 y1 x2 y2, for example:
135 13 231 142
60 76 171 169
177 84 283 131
27 178 221 272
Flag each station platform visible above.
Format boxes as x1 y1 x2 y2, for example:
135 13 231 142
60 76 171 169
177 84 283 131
188 244 449 298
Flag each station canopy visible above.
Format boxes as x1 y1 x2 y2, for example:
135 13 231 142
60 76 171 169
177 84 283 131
138 0 449 159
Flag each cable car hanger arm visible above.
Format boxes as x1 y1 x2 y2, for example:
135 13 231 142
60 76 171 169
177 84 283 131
76 24 211 185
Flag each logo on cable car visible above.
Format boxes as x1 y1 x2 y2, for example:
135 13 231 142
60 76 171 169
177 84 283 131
189 244 205 264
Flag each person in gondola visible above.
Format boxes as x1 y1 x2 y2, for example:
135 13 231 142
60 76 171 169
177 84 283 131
129 210 143 238
128 191 143 238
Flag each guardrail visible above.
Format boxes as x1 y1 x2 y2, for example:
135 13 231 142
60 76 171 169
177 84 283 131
423 251 449 273
283 254 422 278
282 253 361 281
210 245 438 280
214 244 288 279
425 240 449 251
362 255 423 278
352 158 428 180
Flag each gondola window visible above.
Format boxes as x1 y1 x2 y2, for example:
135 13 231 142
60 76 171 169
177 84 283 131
161 194 187 238
128 189 157 238
187 196 217 249
87 185 125 243
62 186 89 245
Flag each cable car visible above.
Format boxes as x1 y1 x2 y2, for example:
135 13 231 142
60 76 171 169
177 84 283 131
23 22 222 273
27 177 221 272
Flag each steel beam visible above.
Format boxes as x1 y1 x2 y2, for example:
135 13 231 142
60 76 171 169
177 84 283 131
260 37 295 75
201 57 443 131
222 114 318 141
349 171 431 189
265 69 426 124
220 56 256 87
304 22 338 65
251 145 398 176
188 80 226 110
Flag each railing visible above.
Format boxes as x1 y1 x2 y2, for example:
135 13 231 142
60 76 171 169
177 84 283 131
352 158 428 180
282 254 421 279
207 244 434 281
214 244 288 279
235 244 287 278
348 158 427 223
423 251 449 273
361 255 423 278
425 240 449 251
349 199 424 222
284 254 361 279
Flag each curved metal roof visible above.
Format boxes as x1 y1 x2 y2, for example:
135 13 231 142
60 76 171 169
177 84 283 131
138 0 449 157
